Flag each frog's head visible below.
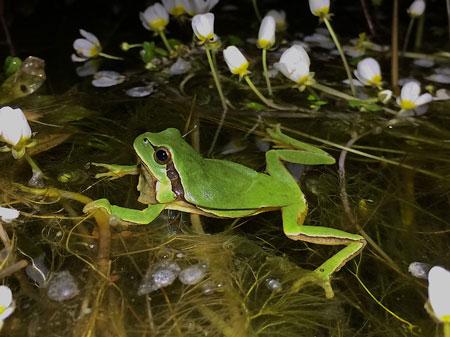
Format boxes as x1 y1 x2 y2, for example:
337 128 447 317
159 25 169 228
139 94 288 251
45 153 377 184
134 128 200 204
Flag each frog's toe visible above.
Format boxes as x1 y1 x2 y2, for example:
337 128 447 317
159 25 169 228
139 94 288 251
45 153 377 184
291 270 335 299
83 199 112 214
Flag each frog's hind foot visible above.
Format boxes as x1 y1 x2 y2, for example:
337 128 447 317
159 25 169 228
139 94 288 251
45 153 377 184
290 269 335 299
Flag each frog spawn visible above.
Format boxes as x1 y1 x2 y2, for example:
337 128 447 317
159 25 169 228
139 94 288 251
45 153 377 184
138 261 208 295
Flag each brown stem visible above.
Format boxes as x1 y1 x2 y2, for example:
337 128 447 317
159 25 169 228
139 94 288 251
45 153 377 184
391 0 399 95
360 0 376 36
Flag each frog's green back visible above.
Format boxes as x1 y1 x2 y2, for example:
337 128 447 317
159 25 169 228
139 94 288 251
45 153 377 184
136 128 298 210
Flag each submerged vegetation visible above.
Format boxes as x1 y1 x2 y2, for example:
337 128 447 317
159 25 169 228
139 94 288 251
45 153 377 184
0 0 450 336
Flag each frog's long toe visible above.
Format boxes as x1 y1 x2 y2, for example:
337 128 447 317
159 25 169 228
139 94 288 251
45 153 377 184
83 198 112 214
291 270 335 299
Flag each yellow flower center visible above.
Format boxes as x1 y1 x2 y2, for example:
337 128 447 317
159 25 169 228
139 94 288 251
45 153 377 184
170 6 185 16
198 33 214 44
0 305 6 315
257 39 272 49
149 18 168 32
441 315 450 323
313 6 329 17
400 99 416 110
232 62 250 78
297 74 311 86
368 74 382 87
88 45 100 57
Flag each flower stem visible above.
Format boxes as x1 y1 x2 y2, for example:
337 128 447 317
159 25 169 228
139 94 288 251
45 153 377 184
205 46 228 155
323 17 356 96
159 30 173 54
402 18 415 54
244 75 295 110
391 0 400 95
252 0 262 21
24 152 44 178
262 48 273 96
205 47 228 112
98 52 123 61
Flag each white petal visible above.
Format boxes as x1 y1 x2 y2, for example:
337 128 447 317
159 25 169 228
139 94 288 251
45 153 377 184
79 29 99 45
0 306 14 320
266 9 286 30
92 71 126 87
258 15 276 48
308 0 330 15
223 46 248 74
169 58 191 75
0 286 12 308
75 60 100 77
0 106 32 146
71 53 88 62
400 81 421 102
414 93 433 106
425 74 450 84
73 39 96 57
434 89 450 101
192 13 215 40
355 57 381 85
412 58 434 68
407 0 425 17
428 266 450 321
0 207 20 223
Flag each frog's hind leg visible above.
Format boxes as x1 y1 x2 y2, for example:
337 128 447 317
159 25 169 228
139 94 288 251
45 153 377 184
282 204 366 299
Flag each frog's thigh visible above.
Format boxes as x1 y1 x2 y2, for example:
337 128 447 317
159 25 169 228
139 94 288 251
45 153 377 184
281 204 366 274
110 204 166 224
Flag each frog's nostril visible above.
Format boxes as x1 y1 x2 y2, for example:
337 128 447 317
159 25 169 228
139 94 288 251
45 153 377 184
143 138 149 144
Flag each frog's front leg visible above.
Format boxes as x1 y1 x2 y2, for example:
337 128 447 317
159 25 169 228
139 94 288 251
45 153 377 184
91 163 139 180
282 204 366 299
83 199 166 224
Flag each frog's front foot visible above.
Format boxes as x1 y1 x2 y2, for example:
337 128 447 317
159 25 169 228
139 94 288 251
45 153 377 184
291 269 335 299
83 198 112 215
91 163 138 180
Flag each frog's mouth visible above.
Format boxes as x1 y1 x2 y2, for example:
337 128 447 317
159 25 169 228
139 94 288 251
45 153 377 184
136 160 157 205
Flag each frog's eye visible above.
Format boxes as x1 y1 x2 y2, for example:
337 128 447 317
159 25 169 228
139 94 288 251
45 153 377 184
154 147 171 164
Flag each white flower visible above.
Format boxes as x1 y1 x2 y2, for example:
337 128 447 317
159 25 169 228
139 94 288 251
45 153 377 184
354 57 382 88
378 89 393 104
0 285 15 326
191 13 215 43
266 9 286 31
396 81 432 111
72 29 101 62
309 0 330 17
428 266 450 323
223 46 249 78
91 71 126 87
140 3 169 32
162 0 186 16
257 15 276 49
0 206 20 223
0 107 32 147
274 45 312 85
407 0 426 17
183 0 219 16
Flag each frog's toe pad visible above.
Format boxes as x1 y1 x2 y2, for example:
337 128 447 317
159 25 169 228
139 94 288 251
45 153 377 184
83 199 112 214
291 270 335 299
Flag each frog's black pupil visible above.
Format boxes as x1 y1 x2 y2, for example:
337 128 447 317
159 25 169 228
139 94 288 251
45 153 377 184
156 149 169 162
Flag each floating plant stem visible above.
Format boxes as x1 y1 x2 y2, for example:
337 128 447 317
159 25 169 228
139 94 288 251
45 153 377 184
98 52 124 60
158 30 173 54
402 18 415 54
244 75 295 110
262 48 273 96
323 17 356 96
311 82 361 102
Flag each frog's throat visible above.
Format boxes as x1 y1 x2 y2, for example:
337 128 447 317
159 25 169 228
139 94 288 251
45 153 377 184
137 160 185 205
137 161 157 204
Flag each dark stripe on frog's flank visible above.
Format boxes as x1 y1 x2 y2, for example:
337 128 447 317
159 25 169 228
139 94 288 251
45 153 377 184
166 161 185 200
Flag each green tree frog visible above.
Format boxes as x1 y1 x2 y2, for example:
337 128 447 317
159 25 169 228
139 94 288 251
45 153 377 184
84 125 366 298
